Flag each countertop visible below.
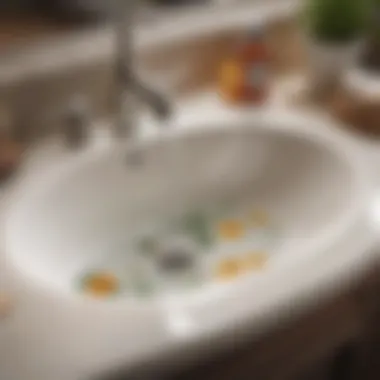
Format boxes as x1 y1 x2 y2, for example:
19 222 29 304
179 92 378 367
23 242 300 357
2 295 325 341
0 13 77 52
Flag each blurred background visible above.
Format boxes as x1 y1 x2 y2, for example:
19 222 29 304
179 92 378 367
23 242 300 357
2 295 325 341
0 0 222 52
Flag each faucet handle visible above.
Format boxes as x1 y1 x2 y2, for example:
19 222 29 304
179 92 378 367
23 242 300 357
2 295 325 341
62 95 92 150
132 78 172 122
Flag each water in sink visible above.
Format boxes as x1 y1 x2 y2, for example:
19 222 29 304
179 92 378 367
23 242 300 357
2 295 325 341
76 202 282 300
6 126 360 304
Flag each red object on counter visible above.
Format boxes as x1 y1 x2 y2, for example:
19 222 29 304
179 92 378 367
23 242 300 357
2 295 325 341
238 28 271 105
219 27 271 106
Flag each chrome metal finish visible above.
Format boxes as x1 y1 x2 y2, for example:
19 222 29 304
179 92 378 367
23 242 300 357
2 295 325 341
112 0 171 140
62 95 91 149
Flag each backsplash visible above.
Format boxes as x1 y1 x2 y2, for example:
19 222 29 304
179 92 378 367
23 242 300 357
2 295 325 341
0 16 302 143
0 31 242 142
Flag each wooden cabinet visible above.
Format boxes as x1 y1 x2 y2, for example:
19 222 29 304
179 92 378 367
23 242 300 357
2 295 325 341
162 266 380 380
93 266 380 380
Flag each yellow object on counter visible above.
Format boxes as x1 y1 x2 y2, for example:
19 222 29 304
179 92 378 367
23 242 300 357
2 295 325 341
220 60 243 87
219 59 244 103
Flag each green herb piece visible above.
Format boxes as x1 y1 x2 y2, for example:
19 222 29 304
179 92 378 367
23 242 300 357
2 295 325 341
136 236 158 256
304 0 370 43
182 212 214 248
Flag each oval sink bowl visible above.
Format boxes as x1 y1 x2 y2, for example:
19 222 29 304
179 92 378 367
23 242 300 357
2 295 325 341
4 122 369 303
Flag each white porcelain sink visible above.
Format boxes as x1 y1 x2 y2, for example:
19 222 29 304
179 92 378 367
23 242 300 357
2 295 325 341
4 119 371 305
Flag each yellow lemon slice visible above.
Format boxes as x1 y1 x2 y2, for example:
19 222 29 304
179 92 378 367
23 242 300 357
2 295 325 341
217 220 245 241
214 258 242 281
81 272 120 298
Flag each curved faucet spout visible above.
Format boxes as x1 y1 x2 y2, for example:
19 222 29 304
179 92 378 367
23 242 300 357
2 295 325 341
113 0 172 140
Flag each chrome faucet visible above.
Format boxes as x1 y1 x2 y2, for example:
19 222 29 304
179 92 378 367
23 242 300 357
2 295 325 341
62 0 171 149
112 0 171 140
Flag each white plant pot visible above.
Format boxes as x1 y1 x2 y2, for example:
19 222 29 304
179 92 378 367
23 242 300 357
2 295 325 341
307 39 363 90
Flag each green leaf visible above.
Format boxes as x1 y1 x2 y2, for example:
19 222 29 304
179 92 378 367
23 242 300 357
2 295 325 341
181 212 214 248
304 0 371 42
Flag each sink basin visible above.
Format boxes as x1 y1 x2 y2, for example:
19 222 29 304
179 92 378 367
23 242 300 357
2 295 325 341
4 119 370 304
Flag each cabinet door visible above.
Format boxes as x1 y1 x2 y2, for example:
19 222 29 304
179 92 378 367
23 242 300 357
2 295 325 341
351 265 380 380
297 359 333 380
160 295 362 380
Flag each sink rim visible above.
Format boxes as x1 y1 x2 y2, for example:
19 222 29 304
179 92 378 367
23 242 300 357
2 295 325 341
0 111 376 380
3 116 374 311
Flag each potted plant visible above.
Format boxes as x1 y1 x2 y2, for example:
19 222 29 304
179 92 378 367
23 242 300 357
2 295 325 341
346 0 380 99
362 0 380 70
304 0 369 97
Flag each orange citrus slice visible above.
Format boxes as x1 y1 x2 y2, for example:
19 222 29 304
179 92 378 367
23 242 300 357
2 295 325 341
81 272 120 298
214 258 242 281
217 220 245 241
